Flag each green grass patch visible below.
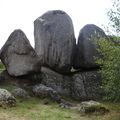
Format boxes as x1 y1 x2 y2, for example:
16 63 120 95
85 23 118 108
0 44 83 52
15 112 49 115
0 97 119 120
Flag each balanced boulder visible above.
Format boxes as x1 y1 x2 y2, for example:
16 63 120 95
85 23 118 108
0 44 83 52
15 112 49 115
34 10 76 74
0 29 41 76
73 24 107 69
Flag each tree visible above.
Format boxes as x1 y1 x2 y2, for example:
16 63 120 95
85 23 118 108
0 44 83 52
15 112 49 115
96 0 120 102
96 39 120 102
107 0 120 35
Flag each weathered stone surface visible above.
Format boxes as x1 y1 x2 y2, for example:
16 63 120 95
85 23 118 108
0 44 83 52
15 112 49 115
73 24 107 69
11 87 30 99
79 100 109 115
34 10 76 74
0 69 102 101
0 29 41 77
0 88 16 107
32 84 61 102
41 67 71 97
41 67 102 100
71 71 102 100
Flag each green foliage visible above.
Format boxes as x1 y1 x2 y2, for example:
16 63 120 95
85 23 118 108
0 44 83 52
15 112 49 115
0 62 5 73
96 38 120 102
107 0 120 35
0 62 4 69
95 0 120 102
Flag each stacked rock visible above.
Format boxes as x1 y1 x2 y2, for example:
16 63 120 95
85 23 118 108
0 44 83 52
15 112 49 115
0 10 108 101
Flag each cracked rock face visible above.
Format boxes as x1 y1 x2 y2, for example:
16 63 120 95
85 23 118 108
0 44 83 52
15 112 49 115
0 29 41 77
34 10 76 74
73 24 107 69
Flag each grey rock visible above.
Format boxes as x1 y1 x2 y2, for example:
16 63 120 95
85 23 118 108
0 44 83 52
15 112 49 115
0 29 41 77
59 99 75 108
73 24 107 69
0 88 16 107
0 70 42 90
71 71 102 100
41 67 102 100
11 87 30 99
79 100 109 115
0 69 102 101
34 10 76 74
32 84 61 102
41 67 71 97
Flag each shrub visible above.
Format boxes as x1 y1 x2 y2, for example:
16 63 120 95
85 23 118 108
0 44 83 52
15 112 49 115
96 38 120 102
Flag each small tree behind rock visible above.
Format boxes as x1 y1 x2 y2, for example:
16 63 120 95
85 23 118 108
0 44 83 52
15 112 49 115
95 0 120 102
96 38 120 102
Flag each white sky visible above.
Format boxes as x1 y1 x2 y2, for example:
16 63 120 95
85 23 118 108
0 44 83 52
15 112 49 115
0 0 112 48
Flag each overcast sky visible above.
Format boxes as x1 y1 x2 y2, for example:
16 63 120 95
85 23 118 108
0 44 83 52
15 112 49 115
0 0 112 48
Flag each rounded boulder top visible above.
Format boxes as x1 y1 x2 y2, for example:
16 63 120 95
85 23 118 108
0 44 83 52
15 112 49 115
73 24 107 70
34 10 76 74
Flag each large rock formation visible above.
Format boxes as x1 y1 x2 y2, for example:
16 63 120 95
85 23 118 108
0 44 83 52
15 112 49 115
40 67 102 100
34 10 76 74
73 24 107 69
0 29 41 76
0 69 102 101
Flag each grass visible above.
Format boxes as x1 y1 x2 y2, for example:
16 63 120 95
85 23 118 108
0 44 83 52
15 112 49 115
0 97 119 120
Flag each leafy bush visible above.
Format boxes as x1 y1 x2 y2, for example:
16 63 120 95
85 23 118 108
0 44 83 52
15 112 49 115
96 38 120 102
